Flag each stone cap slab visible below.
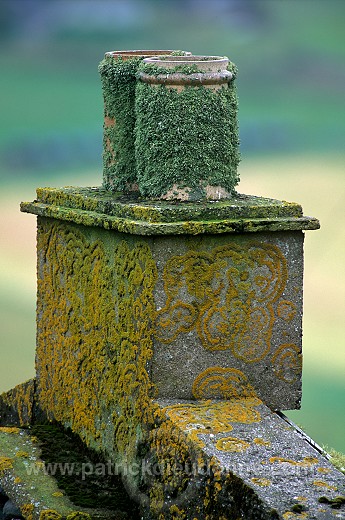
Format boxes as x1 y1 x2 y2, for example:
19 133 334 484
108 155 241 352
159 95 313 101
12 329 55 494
155 397 345 519
20 186 320 236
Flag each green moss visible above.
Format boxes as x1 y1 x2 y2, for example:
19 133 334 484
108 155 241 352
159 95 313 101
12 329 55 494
21 188 320 235
291 503 306 513
138 62 206 76
318 495 345 508
98 55 140 192
98 51 191 193
98 53 240 198
324 446 345 474
134 66 240 198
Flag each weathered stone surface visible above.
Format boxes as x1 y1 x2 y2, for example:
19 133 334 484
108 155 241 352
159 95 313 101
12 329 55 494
152 230 304 409
138 397 345 519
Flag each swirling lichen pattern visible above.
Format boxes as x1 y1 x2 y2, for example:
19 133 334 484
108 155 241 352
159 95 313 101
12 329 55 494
192 367 257 399
156 242 288 362
271 343 302 383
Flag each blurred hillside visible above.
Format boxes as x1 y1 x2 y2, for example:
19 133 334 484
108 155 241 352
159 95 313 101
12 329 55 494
0 0 344 179
0 0 344 452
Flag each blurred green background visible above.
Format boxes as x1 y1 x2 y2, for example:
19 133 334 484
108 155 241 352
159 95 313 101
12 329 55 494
0 0 344 452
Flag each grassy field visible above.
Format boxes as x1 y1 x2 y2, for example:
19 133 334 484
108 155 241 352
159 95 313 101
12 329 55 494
1 154 344 452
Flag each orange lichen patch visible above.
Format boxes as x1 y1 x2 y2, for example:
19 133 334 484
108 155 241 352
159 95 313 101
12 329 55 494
296 496 307 501
52 491 64 497
0 427 21 434
163 398 261 449
251 477 271 487
14 476 22 484
0 456 13 472
313 480 338 491
271 343 302 383
269 456 319 467
192 366 257 399
317 467 331 474
215 436 250 452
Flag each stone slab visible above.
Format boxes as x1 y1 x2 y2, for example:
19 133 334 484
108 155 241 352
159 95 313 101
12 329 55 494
147 397 345 519
20 186 320 235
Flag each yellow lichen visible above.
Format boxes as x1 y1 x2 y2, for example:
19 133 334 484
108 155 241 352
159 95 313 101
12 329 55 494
317 467 331 474
0 380 35 426
253 437 271 447
313 480 338 490
66 513 91 520
215 437 250 452
163 398 262 449
269 456 318 467
0 456 13 472
155 242 288 366
39 510 62 520
169 504 187 518
15 450 29 458
271 344 302 383
21 503 34 520
251 477 271 487
0 427 21 434
277 300 297 322
283 513 308 519
192 367 257 399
